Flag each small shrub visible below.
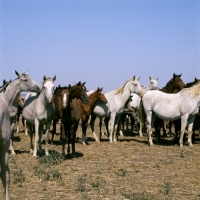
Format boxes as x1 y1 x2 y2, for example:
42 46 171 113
161 178 172 195
38 151 63 167
12 169 25 186
122 192 149 200
34 167 62 181
77 175 86 192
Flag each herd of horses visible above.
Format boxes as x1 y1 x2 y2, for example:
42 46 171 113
0 70 200 200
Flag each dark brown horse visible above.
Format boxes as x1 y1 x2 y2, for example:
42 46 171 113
51 82 89 145
79 87 107 144
61 83 90 159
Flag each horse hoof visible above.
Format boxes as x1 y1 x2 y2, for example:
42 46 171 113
10 150 16 156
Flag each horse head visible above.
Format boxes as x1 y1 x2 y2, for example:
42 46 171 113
42 75 56 103
95 87 107 103
132 76 142 96
149 76 159 90
69 81 90 104
15 70 41 93
172 73 186 93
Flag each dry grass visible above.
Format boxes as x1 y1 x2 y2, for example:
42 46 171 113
1 118 200 200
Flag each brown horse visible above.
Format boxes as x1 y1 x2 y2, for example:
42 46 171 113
61 83 90 159
51 82 89 145
79 87 107 144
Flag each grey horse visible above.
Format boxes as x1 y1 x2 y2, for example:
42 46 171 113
23 76 56 157
0 71 41 155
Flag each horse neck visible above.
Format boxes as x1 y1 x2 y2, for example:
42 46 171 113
87 91 99 107
161 80 174 93
37 88 49 108
118 82 132 104
0 79 22 107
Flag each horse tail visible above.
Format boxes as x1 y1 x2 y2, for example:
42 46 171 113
138 99 146 125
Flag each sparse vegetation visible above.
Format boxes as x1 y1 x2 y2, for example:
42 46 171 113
3 117 200 199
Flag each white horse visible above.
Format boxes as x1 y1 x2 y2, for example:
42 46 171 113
90 76 142 143
0 85 11 200
22 75 56 157
130 76 159 136
0 71 41 155
141 82 200 147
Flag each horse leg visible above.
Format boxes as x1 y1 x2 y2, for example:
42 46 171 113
67 129 71 157
24 119 28 135
90 114 99 142
16 114 20 133
33 120 39 157
0 148 10 200
99 118 103 139
146 111 154 146
44 123 51 156
26 122 34 154
61 123 66 160
51 119 56 145
71 123 79 158
187 117 195 147
114 115 121 141
9 117 16 155
119 115 124 136
179 115 188 147
82 116 90 145
108 113 116 143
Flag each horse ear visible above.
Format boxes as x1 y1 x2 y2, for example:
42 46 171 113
15 70 20 77
133 76 136 80
173 73 175 78
43 76 47 81
138 77 140 81
156 77 158 81
82 82 86 85
77 81 81 86
53 75 56 81
149 76 151 80
26 70 29 75
68 84 71 89
179 73 182 77
101 87 103 91
3 79 5 84
195 78 197 82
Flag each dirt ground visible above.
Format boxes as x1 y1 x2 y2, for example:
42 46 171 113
1 117 200 200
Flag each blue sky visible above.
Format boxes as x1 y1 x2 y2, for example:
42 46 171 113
1 0 200 92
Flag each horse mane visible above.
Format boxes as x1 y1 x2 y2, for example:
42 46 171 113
0 80 12 93
180 82 200 98
185 78 200 88
115 79 131 95
54 85 69 95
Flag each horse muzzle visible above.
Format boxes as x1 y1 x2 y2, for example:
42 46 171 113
47 98 53 103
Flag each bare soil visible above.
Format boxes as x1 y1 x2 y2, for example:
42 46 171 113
1 118 200 200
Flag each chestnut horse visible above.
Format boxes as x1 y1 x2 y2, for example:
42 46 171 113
79 87 107 144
